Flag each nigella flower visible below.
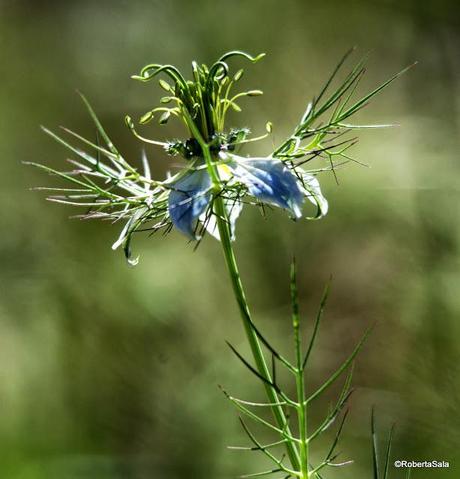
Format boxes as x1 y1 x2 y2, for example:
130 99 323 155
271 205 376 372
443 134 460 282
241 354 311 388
34 49 403 263
167 152 328 240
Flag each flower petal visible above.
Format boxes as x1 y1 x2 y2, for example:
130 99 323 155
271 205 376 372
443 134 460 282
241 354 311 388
200 195 243 241
226 155 305 218
168 169 212 238
300 173 328 219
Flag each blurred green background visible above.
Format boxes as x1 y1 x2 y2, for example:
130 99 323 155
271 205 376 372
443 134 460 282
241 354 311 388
1 0 459 477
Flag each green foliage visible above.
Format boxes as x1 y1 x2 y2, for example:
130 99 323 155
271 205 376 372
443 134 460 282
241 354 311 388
222 262 369 479
371 411 412 479
273 50 414 174
129 50 265 139
30 50 409 263
30 49 410 479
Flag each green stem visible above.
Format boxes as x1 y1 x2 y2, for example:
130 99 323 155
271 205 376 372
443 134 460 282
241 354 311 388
214 195 301 471
293 308 309 479
184 109 301 471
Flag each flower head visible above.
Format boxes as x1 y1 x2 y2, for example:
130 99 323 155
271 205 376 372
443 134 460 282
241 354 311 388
167 152 327 240
32 50 406 263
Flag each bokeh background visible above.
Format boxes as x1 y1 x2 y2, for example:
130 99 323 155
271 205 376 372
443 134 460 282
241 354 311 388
1 0 459 478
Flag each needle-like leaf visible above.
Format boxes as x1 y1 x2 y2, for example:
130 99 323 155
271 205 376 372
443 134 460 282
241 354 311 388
372 408 380 479
226 341 281 393
77 91 121 157
238 418 298 476
307 325 372 403
383 424 395 479
302 278 331 369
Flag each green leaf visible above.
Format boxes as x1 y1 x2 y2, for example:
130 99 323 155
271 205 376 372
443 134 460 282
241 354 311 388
240 468 282 478
77 92 120 156
308 369 354 442
325 409 350 461
219 387 287 436
239 313 296 373
339 62 416 121
302 279 331 369
226 341 280 393
60 127 118 160
307 325 373 403
314 47 356 108
372 408 380 479
383 424 395 479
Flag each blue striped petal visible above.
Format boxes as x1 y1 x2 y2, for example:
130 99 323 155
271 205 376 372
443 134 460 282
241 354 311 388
168 169 212 239
200 195 242 241
227 155 305 218
300 173 328 219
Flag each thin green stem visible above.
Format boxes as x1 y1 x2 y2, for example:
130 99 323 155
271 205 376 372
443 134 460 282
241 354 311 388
187 113 301 470
292 266 309 479
214 200 301 471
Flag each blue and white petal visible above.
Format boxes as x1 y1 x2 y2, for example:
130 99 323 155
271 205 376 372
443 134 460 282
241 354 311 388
299 173 328 219
168 169 212 238
200 195 243 241
224 154 305 218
